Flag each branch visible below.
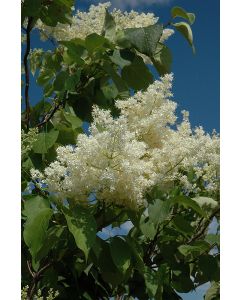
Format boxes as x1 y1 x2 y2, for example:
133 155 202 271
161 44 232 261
23 17 34 130
27 260 52 300
187 208 220 244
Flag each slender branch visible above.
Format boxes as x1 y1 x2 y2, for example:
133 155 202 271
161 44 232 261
27 260 52 300
187 208 220 244
36 101 62 128
23 17 34 130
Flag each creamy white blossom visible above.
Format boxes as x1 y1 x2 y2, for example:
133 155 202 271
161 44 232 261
32 74 219 209
36 2 173 44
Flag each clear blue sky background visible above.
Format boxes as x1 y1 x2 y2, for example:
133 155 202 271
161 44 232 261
25 1 219 299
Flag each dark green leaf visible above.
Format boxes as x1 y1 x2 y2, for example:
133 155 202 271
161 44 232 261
151 43 172 75
110 237 131 273
174 195 207 217
110 49 135 68
122 56 153 90
54 71 68 91
173 215 194 236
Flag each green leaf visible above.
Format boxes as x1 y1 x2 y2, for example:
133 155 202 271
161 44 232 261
37 68 54 86
151 43 172 75
205 234 220 246
23 196 53 261
110 49 135 68
60 39 87 65
171 7 196 25
172 22 195 52
204 282 220 300
144 267 159 298
173 215 194 236
54 71 68 91
102 61 129 96
193 197 218 209
123 24 163 56
103 9 116 41
64 207 97 260
110 237 132 273
122 56 153 90
148 199 172 226
174 195 207 217
22 0 41 17
64 112 82 129
85 33 110 53
32 130 59 154
140 218 156 240
178 241 210 257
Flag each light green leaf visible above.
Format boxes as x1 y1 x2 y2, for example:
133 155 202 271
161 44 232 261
140 218 156 240
148 199 172 226
64 207 97 260
123 24 163 56
110 237 132 273
204 281 220 300
64 112 82 129
32 130 59 154
23 196 53 261
205 234 220 246
178 241 210 256
173 22 195 52
171 7 196 25
193 197 218 209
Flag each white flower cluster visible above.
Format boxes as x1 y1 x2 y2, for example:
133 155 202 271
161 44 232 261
31 74 219 209
36 2 173 44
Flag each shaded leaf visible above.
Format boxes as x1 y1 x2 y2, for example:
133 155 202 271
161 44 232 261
32 130 59 154
122 56 153 90
110 237 132 273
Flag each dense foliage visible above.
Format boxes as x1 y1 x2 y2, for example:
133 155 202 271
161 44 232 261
21 1 220 299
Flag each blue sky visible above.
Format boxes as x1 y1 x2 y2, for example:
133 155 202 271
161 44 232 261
25 1 219 299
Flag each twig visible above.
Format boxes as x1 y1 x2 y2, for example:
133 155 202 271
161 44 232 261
27 260 52 300
36 91 67 128
23 17 34 130
187 208 220 244
36 101 62 128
